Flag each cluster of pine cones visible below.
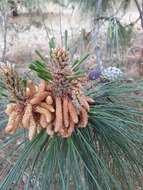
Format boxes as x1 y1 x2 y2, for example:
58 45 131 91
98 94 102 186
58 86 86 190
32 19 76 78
5 79 94 140
4 48 94 140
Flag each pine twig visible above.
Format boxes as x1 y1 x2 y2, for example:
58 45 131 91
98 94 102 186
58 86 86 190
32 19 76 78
1 11 8 62
134 0 143 29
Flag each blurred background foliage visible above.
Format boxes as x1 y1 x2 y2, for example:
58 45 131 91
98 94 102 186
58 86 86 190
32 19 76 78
0 0 142 70
1 0 141 69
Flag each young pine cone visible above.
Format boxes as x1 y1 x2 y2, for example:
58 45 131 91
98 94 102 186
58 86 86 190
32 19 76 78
5 112 21 134
51 48 69 65
4 80 54 141
54 97 63 133
79 107 88 128
28 115 37 141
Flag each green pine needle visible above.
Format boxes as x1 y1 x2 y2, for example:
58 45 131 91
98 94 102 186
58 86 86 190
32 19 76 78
72 54 89 71
29 60 53 81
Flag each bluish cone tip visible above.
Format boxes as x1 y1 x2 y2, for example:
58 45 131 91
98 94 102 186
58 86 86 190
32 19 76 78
88 67 102 80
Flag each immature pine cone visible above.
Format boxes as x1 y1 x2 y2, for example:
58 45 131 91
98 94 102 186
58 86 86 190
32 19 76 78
51 48 69 66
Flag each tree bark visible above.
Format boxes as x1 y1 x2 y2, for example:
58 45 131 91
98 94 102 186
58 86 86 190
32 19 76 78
134 0 143 29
